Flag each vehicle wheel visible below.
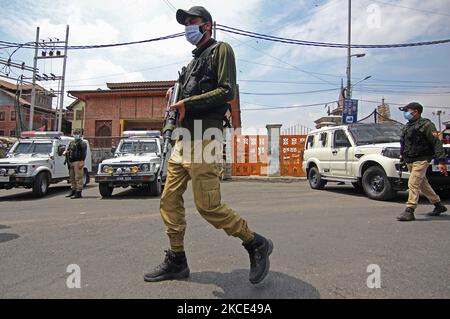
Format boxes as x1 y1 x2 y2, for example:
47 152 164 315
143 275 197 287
99 183 113 197
362 166 396 201
32 172 49 197
148 179 162 196
308 166 327 190
83 169 90 187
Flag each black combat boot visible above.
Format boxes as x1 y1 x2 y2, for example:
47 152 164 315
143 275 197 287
65 190 76 198
242 233 273 284
397 207 415 221
143 250 190 282
427 202 448 217
70 191 82 199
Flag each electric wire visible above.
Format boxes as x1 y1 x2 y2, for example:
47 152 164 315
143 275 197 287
241 100 339 111
2 21 449 51
369 0 450 18
240 87 340 96
216 24 450 49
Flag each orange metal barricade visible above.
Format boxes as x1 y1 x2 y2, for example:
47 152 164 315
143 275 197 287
232 135 268 176
232 135 307 177
280 135 307 177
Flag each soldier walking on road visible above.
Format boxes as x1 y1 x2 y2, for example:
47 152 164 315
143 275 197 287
64 129 87 199
144 6 273 284
397 102 448 222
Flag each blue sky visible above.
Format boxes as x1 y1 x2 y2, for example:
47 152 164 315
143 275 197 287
1 0 450 133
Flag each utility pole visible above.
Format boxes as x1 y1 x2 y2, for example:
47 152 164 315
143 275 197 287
31 25 69 133
433 110 446 131
17 76 25 136
29 27 40 130
58 25 69 132
346 0 352 99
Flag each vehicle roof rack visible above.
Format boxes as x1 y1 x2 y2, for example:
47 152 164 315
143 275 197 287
122 130 161 138
20 131 63 139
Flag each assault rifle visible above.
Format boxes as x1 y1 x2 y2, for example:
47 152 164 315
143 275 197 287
160 82 181 176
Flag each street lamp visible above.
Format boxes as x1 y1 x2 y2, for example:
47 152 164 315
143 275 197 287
346 53 367 98
351 75 372 88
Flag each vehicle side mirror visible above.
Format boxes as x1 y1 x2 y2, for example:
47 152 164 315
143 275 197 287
57 145 66 156
111 147 116 154
335 139 351 148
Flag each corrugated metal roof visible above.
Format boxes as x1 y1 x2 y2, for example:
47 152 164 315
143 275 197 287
106 81 176 90
0 79 46 92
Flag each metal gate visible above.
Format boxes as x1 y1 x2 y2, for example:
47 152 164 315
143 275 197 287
232 135 268 176
232 135 306 177
280 135 307 177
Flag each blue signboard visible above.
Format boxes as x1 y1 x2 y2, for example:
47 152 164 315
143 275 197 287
342 99 358 124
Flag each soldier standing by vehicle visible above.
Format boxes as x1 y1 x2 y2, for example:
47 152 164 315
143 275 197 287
442 121 450 144
64 128 87 199
397 102 448 222
144 6 273 284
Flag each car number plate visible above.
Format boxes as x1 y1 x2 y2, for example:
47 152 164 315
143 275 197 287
116 176 132 181
432 165 450 172
0 176 10 182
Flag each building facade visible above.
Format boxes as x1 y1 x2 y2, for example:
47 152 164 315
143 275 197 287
66 99 86 134
0 79 56 137
69 81 175 148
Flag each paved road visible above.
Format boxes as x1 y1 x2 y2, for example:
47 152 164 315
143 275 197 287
0 180 449 298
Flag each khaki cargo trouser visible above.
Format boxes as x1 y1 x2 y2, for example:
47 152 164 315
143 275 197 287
406 160 440 209
69 161 84 192
160 139 254 251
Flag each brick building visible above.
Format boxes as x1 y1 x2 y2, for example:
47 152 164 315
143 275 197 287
0 79 56 137
69 81 174 148
68 81 242 148
66 98 85 134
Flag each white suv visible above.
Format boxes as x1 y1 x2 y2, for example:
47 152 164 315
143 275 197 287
0 131 92 197
95 131 169 197
302 123 450 201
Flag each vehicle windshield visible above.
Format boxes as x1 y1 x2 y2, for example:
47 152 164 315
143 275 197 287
348 123 403 145
12 142 53 155
118 140 158 154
